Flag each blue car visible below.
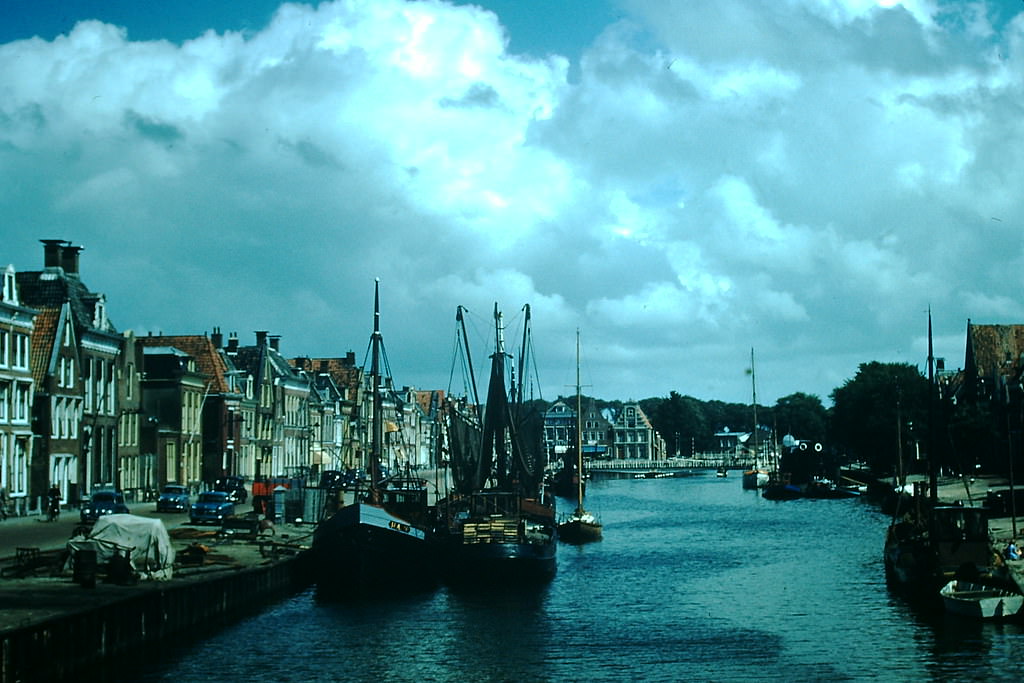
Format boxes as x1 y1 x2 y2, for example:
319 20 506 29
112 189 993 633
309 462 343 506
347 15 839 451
190 491 235 525
80 490 130 523
156 484 190 512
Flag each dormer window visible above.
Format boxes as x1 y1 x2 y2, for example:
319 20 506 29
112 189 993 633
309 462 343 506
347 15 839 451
2 265 16 303
93 297 107 330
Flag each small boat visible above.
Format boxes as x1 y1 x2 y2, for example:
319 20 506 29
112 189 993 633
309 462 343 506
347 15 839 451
940 580 1024 620
716 467 728 478
558 330 602 545
741 469 769 489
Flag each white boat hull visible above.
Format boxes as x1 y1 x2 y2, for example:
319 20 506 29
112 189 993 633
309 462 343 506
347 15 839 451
940 580 1024 619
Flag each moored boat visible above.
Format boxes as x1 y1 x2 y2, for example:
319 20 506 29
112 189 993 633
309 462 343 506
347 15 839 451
435 303 557 584
940 579 1024 620
312 281 434 595
558 330 602 545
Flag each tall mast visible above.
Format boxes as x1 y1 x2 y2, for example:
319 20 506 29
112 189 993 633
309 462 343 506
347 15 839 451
927 307 936 507
456 305 481 422
370 279 383 491
751 348 758 462
576 329 585 513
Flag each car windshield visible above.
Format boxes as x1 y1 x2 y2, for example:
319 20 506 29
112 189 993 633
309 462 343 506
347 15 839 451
163 486 186 494
198 493 225 503
93 492 118 503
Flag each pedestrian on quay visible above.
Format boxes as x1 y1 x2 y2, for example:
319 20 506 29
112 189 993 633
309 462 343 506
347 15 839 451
47 484 61 522
0 488 8 521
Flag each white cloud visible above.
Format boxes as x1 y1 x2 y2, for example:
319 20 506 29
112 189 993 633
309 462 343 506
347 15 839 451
2 0 1023 404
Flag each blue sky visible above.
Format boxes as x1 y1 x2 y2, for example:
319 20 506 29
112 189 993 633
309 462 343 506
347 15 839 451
3 1 1024 407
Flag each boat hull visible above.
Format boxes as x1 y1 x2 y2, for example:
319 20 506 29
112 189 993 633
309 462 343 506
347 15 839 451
312 502 434 595
558 517 603 544
940 580 1024 619
741 470 769 489
438 533 557 584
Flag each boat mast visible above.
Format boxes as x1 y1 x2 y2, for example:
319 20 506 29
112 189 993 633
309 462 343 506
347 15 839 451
575 329 585 514
751 348 758 466
927 307 937 508
370 279 383 492
456 305 481 423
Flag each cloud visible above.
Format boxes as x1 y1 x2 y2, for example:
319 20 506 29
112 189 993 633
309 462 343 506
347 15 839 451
2 0 1023 406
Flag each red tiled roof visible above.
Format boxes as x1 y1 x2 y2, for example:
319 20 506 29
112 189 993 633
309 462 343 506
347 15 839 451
29 307 60 385
290 357 362 393
137 335 229 392
968 324 1024 381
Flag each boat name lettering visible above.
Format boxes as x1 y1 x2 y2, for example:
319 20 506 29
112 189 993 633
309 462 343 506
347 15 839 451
388 520 410 533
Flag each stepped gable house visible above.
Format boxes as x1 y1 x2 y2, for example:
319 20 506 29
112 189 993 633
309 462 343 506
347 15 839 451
16 240 122 506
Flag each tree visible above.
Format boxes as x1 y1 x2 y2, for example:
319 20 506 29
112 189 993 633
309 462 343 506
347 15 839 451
772 392 827 444
829 361 928 474
647 392 709 456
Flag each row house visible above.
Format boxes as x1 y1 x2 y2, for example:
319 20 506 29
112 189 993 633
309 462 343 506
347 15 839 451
17 240 122 507
610 401 666 461
543 397 614 461
290 354 364 471
0 265 36 515
4 239 445 513
229 332 311 479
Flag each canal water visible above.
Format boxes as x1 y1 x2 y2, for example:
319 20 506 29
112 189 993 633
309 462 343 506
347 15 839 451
136 471 1024 682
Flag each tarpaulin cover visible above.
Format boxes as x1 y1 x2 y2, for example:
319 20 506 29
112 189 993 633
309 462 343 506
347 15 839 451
67 513 175 580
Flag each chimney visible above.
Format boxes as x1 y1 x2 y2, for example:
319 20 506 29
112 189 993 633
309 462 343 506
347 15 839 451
211 326 223 349
60 244 83 275
294 357 306 370
227 332 239 353
255 330 268 347
320 360 329 373
41 239 67 269
269 335 281 352
345 351 356 366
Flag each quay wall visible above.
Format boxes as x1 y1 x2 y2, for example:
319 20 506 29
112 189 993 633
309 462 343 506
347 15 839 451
0 555 311 683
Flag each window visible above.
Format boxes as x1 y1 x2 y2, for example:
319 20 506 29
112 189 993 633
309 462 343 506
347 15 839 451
12 437 27 495
84 359 92 410
2 266 16 303
0 330 7 367
0 381 7 421
13 383 29 423
14 333 28 369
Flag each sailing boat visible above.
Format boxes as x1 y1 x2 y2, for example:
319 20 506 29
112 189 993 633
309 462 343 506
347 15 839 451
742 348 770 490
311 280 434 595
883 309 993 600
558 330 602 544
435 303 557 583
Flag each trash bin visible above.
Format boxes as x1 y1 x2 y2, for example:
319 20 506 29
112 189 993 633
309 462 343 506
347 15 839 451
74 548 97 588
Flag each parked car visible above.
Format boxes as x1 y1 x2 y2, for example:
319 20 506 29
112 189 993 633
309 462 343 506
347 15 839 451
190 491 235 525
155 484 190 512
214 476 247 504
80 490 130 523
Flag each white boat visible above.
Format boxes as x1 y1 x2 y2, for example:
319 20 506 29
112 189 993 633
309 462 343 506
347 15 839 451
940 580 1024 620
558 330 602 545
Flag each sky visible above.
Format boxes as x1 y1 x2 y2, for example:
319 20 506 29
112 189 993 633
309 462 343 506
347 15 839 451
2 0 1023 407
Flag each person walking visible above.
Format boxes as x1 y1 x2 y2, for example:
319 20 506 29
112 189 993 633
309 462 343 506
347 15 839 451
0 488 8 521
47 485 61 522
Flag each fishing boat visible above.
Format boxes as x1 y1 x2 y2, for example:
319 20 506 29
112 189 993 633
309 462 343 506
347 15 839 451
312 281 434 595
940 579 1024 620
435 303 557 583
558 330 602 545
883 311 993 598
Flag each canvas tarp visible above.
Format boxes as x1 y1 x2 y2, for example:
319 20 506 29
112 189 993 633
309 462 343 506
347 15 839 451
67 513 176 580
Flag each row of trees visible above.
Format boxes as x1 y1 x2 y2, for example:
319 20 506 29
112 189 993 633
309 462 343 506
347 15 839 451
631 360 1014 478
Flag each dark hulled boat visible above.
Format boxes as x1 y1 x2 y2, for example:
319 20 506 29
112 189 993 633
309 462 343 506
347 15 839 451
312 281 434 595
435 303 557 583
